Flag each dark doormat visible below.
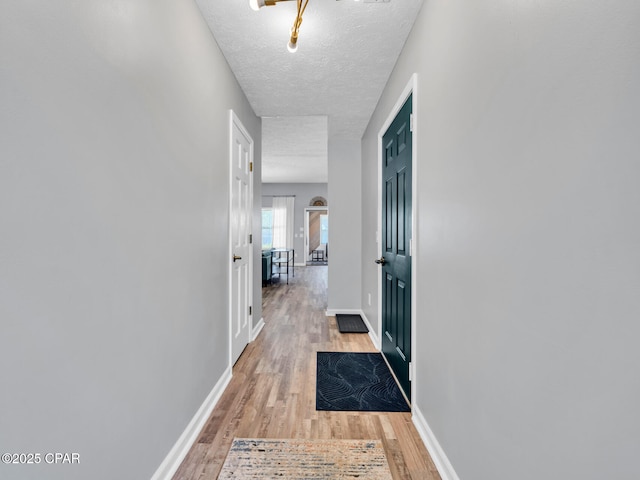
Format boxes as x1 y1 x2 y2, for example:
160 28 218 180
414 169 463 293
316 352 410 412
336 314 369 333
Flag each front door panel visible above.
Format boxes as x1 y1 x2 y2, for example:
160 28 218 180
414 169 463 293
381 95 412 401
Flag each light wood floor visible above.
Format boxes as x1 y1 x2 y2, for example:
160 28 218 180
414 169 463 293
172 266 441 480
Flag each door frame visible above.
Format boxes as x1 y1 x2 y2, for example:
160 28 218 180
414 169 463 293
304 206 329 264
377 74 418 406
228 109 254 370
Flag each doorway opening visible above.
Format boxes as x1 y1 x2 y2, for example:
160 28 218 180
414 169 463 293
304 207 329 266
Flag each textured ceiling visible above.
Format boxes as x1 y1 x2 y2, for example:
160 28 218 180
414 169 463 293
262 116 328 183
196 0 423 182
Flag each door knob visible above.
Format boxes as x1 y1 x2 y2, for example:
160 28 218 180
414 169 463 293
233 255 242 262
375 256 386 265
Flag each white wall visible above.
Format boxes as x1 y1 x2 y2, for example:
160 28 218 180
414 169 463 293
362 1 640 479
0 2 260 479
361 125 381 330
262 183 328 264
328 137 362 312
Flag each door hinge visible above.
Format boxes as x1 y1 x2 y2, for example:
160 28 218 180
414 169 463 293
410 114 414 132
249 161 253 172
409 361 412 381
249 306 252 315
249 234 253 244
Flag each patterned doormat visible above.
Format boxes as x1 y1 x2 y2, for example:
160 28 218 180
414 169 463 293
218 438 393 479
316 352 410 412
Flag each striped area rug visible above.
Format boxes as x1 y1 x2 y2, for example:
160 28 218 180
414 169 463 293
218 438 393 479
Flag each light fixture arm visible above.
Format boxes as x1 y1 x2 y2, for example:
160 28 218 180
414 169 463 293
251 0 310 52
250 0 297 11
288 0 309 52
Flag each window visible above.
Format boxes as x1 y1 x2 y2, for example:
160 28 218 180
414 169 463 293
272 196 294 249
262 208 274 249
320 214 328 244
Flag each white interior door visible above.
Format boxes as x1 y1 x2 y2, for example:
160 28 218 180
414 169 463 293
230 111 253 366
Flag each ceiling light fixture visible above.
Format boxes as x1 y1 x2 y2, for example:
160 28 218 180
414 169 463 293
250 0 310 53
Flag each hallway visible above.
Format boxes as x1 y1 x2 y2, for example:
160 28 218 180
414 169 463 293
173 267 440 479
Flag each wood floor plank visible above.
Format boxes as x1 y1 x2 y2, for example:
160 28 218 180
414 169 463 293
172 266 441 480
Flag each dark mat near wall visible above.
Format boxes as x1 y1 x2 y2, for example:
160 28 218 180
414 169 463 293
336 314 369 333
316 352 410 412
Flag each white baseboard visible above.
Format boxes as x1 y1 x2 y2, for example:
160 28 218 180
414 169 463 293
151 367 232 480
358 310 380 350
412 405 460 480
252 317 265 341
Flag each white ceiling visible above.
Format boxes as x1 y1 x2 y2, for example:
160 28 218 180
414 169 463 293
262 116 328 183
196 0 423 182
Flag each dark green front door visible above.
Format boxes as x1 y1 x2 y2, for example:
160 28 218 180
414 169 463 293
381 94 412 401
